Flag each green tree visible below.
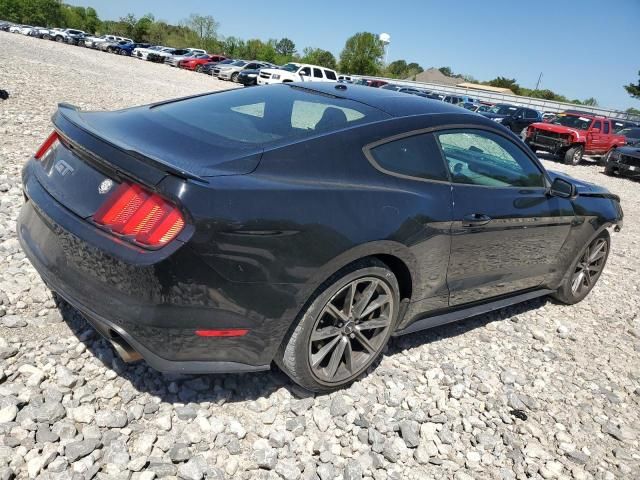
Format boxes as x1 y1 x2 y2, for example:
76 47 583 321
185 13 219 49
275 38 296 57
438 66 453 77
338 32 384 75
486 76 521 94
407 62 423 74
581 97 598 106
624 71 640 99
387 59 408 77
626 107 640 115
301 47 337 69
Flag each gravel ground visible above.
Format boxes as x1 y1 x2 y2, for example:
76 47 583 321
0 32 639 480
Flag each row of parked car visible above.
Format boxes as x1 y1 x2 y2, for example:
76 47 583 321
4 20 639 178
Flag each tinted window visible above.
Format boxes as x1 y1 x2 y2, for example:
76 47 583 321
603 121 610 134
436 130 544 188
325 70 337 80
313 68 323 78
593 120 602 131
153 85 389 147
525 109 539 119
300 67 312 76
370 134 448 181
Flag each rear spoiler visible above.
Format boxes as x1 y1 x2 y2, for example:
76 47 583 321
54 103 207 184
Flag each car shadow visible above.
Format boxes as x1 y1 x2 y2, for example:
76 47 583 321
55 294 550 403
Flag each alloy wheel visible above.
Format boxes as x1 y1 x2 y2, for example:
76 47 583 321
571 237 608 296
308 277 393 384
573 148 583 164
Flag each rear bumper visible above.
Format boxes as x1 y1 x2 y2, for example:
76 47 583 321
17 163 281 373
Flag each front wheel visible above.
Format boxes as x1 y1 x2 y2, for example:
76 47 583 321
119 49 128 56
277 260 399 392
552 232 610 305
599 148 614 166
195 65 203 73
231 72 239 83
564 145 584 165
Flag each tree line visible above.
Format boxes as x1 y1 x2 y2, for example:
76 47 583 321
2 0 638 112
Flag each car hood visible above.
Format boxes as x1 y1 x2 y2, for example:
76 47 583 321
530 122 585 137
617 145 640 156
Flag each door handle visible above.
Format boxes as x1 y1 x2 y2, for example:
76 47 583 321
462 213 492 227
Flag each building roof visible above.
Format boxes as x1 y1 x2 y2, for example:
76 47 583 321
455 82 515 95
408 68 461 86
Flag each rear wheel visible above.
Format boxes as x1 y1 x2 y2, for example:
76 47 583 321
564 145 584 165
277 260 399 392
195 65 203 73
119 49 128 56
552 232 610 304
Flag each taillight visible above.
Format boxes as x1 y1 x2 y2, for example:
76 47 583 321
35 131 59 160
93 182 185 248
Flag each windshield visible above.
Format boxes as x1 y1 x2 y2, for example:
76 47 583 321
551 114 593 130
488 105 518 115
280 63 301 72
230 61 247 67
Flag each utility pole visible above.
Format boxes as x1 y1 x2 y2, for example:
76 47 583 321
535 72 543 91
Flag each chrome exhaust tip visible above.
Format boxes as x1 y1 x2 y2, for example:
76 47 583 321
109 332 143 363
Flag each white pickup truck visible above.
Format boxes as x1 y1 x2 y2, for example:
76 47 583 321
257 63 338 85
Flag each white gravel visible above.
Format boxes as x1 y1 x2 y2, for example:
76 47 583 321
1 32 639 480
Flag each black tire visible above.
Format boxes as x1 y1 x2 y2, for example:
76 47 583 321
55 36 63 42
604 163 615 176
276 259 399 393
552 231 610 305
119 49 128 56
564 145 584 165
231 72 239 83
195 65 203 73
599 149 614 166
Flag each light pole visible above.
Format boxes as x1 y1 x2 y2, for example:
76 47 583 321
379 33 391 66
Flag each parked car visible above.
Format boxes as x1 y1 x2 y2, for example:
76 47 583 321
99 39 133 53
604 145 640 178
257 63 338 84
20 84 622 392
217 60 269 82
368 80 388 88
542 112 557 122
165 49 207 67
203 58 235 76
8 24 23 33
179 54 226 72
84 34 132 49
64 30 87 46
444 95 478 105
0 22 13 32
610 119 640 133
481 105 542 134
133 45 171 60
237 69 261 86
116 42 151 56
525 113 627 165
617 127 640 145
51 28 85 43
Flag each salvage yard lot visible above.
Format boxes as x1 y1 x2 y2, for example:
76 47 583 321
0 32 639 479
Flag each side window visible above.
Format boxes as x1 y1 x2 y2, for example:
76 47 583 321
525 109 538 119
603 121 610 134
299 67 312 76
368 133 448 181
436 129 544 188
593 120 602 131
325 70 337 80
313 68 323 78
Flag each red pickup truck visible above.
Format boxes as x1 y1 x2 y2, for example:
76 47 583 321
525 113 626 165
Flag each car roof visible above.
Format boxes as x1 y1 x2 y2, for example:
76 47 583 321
289 82 472 117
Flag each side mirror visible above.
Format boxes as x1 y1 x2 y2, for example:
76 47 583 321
549 177 576 198
591 128 601 134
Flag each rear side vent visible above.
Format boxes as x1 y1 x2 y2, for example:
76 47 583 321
93 182 185 249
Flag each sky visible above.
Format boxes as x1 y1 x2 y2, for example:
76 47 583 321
66 0 640 111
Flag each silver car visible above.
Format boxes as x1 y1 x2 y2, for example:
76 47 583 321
217 60 268 82
165 49 207 67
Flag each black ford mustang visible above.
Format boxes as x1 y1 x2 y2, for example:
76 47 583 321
18 83 623 392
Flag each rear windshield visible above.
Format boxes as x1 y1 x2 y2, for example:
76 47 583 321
151 85 389 146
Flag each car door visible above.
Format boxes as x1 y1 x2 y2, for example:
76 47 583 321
588 120 603 153
435 128 574 306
